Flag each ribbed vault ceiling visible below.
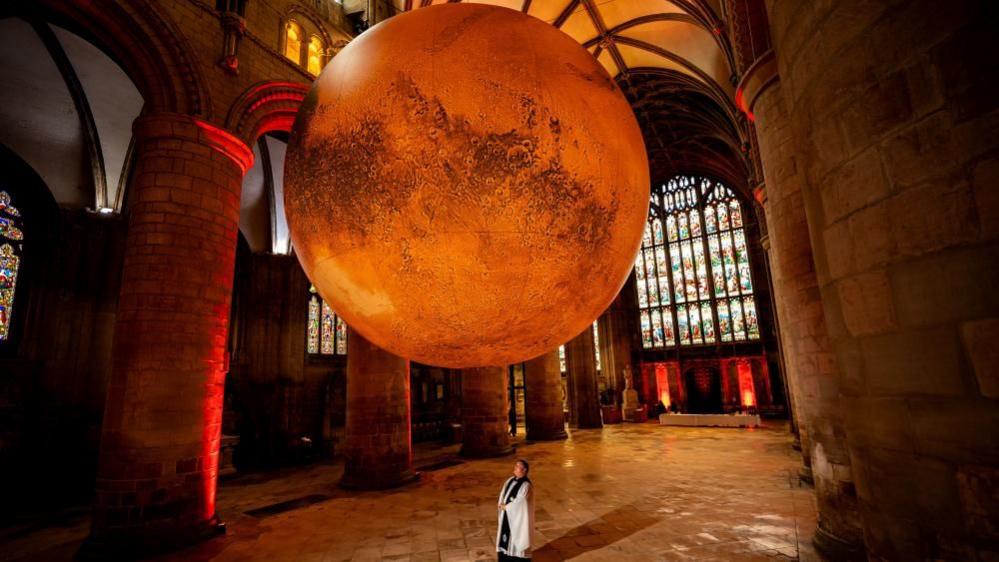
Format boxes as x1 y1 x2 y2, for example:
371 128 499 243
396 0 751 192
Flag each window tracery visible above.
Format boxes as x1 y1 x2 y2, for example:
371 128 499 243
636 176 760 349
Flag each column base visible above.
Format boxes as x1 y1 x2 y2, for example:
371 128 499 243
526 429 567 442
339 469 420 491
76 515 224 561
798 465 814 486
812 522 865 561
460 444 515 459
571 421 603 430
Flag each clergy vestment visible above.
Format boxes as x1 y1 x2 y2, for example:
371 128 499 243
496 476 534 559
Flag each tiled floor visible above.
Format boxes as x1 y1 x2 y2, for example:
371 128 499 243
2 423 823 561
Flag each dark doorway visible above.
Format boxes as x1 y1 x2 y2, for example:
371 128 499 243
683 367 722 413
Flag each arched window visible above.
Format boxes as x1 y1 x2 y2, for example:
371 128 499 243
0 190 24 342
307 35 325 76
592 321 601 371
558 320 601 372
307 285 347 355
635 176 760 349
284 20 303 65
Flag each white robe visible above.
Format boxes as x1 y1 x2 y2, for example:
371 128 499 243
496 477 534 558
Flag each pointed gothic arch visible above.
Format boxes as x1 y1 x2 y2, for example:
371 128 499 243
33 0 211 117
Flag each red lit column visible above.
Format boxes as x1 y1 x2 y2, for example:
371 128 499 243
524 349 567 441
566 327 603 429
461 366 514 458
340 328 417 489
83 113 252 557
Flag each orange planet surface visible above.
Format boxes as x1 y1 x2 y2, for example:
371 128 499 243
285 3 649 368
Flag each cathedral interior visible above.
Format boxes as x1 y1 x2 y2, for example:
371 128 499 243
0 1 996 561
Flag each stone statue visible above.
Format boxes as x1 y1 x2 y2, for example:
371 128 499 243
622 365 641 422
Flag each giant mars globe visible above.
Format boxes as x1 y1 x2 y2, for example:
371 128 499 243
285 3 649 368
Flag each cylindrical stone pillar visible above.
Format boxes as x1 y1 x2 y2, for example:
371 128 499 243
566 327 602 429
82 113 253 558
524 349 568 441
460 366 513 458
340 328 417 489
764 2 999 558
760 235 813 483
745 68 863 556
599 280 638 403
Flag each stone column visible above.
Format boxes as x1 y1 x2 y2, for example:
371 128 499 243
599 279 638 402
82 114 252 557
524 349 567 441
566 327 602 429
743 61 863 556
760 234 808 473
340 328 417 489
460 366 513 458
765 2 999 558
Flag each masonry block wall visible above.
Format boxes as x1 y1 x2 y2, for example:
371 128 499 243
752 80 863 553
340 329 416 490
227 251 347 467
460 366 513 458
84 113 251 554
766 1 999 558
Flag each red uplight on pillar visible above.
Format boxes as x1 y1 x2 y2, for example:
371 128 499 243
655 363 670 409
737 360 756 409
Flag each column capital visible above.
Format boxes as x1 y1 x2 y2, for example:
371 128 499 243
735 50 779 121
133 113 255 174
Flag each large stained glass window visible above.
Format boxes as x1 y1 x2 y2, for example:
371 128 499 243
307 285 347 355
0 191 24 342
635 176 760 349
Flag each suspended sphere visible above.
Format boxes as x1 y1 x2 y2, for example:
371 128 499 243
285 3 649 368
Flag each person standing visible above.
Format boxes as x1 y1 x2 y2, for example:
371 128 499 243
496 459 534 561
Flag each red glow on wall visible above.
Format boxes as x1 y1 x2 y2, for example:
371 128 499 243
195 120 255 173
655 363 670 408
734 87 756 122
247 92 308 116
255 114 297 138
737 360 756 409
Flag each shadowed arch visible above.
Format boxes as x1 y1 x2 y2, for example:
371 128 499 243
621 69 751 197
33 0 211 117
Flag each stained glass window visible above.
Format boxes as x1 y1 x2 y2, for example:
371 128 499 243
307 285 346 355
592 321 601 371
0 191 23 342
634 176 760 349
284 20 302 65
307 36 325 75
558 323 601 374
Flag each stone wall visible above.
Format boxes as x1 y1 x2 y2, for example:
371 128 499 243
765 1 999 558
228 250 346 467
0 209 127 511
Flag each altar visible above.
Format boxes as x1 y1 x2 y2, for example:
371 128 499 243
659 413 761 428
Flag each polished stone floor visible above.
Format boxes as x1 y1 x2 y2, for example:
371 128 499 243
2 423 821 561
